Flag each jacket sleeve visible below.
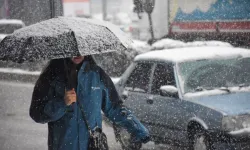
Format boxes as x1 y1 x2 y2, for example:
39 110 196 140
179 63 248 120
30 80 67 124
99 68 149 142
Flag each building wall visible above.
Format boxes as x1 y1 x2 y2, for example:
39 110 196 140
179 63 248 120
63 0 90 17
8 0 63 25
90 0 133 15
0 0 8 19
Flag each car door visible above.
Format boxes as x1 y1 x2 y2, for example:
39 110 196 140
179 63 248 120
148 63 188 144
121 62 154 126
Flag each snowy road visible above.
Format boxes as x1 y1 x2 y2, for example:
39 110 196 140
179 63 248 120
0 81 173 150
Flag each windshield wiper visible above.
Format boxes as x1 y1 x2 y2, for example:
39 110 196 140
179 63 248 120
239 83 250 89
194 86 231 93
194 87 213 92
218 87 231 93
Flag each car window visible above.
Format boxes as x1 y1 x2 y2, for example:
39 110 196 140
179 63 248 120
124 63 152 93
151 63 176 95
178 57 250 93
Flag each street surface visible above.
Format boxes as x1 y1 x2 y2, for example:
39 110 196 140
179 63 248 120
0 80 173 150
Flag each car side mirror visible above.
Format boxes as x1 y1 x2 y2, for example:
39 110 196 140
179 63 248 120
160 85 178 98
121 90 128 100
118 79 123 86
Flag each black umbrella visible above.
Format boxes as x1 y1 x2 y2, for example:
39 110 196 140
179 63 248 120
0 17 132 63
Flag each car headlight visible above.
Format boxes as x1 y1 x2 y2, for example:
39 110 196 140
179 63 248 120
222 115 250 132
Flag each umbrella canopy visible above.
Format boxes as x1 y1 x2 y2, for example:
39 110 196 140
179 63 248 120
0 17 132 63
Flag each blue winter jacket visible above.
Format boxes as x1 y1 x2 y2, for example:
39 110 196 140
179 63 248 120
29 61 149 150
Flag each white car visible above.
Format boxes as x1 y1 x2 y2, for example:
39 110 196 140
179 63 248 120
112 46 250 150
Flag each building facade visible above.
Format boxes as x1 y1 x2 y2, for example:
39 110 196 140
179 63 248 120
1 0 63 25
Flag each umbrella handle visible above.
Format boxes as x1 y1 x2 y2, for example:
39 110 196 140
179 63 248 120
64 87 76 108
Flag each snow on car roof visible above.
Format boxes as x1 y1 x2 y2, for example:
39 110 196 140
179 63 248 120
0 19 25 25
151 39 232 50
134 46 250 63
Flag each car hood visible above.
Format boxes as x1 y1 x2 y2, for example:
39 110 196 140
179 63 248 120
188 92 250 116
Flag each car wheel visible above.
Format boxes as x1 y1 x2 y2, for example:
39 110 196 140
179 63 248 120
188 125 214 150
114 126 142 150
193 133 210 150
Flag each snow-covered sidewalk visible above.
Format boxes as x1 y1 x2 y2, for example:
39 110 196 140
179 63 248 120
0 68 40 75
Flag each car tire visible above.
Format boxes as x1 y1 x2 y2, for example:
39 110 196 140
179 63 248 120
114 126 142 150
188 125 215 150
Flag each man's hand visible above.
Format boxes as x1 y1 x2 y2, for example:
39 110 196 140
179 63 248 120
64 88 76 106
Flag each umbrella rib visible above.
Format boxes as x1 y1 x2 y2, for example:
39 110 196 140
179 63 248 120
69 30 79 57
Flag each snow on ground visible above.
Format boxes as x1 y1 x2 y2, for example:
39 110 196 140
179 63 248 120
0 68 40 75
0 19 25 25
152 39 186 50
131 40 151 54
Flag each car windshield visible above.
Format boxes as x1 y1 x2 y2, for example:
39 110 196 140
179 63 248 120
0 24 23 34
177 57 250 94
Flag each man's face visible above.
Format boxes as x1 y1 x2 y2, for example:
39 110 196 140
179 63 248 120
71 56 84 64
